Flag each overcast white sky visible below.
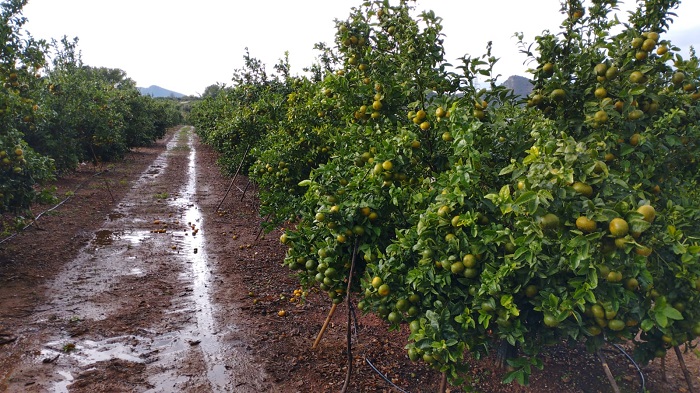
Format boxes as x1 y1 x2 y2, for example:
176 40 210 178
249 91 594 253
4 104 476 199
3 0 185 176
21 0 700 97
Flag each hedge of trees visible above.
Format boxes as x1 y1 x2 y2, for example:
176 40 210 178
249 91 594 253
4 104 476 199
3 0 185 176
195 0 699 388
1 0 183 214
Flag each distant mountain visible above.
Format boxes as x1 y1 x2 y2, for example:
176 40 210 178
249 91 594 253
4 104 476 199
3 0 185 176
138 85 185 98
501 75 533 99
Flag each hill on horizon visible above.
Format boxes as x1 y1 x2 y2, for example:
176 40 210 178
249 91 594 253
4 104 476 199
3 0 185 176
501 75 533 99
138 85 185 98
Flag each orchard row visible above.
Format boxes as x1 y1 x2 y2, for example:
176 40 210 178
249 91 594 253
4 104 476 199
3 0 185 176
1 0 183 214
191 0 699 387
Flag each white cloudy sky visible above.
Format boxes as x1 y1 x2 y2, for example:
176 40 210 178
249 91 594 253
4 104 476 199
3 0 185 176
21 0 700 97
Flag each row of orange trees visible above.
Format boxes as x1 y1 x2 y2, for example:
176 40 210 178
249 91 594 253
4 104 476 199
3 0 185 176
191 0 699 387
1 0 182 214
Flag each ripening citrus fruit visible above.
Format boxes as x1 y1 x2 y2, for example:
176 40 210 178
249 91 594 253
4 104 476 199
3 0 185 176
371 276 382 289
415 109 426 121
629 71 645 84
631 37 644 49
525 284 539 298
594 63 607 77
606 271 623 282
542 62 554 76
572 181 593 197
315 212 325 222
609 217 629 237
614 237 628 249
628 109 644 120
576 216 597 233
462 254 477 268
672 71 685 86
435 106 446 118
450 261 465 275
594 87 607 99
543 314 559 328
608 319 625 331
629 133 641 146
377 284 390 296
463 268 479 278
637 204 656 223
591 304 605 319
442 131 453 141
635 245 652 257
382 160 393 171
594 110 609 123
550 88 565 101
539 213 560 230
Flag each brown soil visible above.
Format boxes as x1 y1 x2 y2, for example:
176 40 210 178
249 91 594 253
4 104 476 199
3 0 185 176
0 126 698 392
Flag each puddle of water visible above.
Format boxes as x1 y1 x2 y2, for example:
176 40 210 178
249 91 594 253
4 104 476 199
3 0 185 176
121 230 150 244
108 212 125 221
93 229 117 246
128 267 143 275
43 337 144 366
166 130 232 390
54 370 73 393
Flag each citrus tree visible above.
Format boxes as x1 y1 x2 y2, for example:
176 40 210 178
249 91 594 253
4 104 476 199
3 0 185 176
197 0 699 388
1 0 181 215
361 0 700 385
0 0 55 211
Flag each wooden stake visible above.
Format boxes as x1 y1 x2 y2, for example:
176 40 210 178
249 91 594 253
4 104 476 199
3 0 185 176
312 302 338 349
674 346 698 393
597 349 621 393
215 144 250 212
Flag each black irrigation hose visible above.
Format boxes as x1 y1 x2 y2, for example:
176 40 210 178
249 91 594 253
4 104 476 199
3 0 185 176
348 297 413 393
0 170 106 246
352 303 646 393
365 357 411 393
610 342 646 393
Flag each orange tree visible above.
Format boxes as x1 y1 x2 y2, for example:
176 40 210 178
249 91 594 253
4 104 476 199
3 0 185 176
191 50 291 176
30 37 180 170
2 1 181 214
198 0 699 388
0 0 55 211
359 0 700 386
277 0 469 305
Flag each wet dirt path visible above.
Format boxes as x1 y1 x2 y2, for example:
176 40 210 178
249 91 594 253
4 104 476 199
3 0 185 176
1 127 275 392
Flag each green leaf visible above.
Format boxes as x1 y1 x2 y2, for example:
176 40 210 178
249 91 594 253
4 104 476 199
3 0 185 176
629 86 646 95
663 307 683 321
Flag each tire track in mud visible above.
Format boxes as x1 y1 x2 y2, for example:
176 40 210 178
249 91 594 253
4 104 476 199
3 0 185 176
1 127 274 392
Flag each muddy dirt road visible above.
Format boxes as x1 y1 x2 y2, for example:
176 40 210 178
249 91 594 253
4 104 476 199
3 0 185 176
1 126 698 393
0 127 278 392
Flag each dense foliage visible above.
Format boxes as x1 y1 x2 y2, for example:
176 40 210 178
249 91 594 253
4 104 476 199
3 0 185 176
0 0 183 214
193 0 699 387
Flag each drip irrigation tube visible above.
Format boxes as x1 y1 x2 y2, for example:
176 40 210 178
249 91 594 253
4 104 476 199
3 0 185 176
610 342 646 392
0 170 105 246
